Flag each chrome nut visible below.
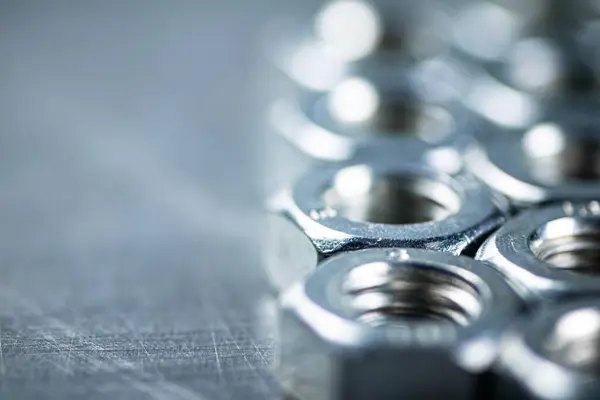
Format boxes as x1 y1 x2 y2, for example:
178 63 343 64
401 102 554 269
277 248 522 400
264 156 509 291
476 201 600 301
465 111 600 205
496 299 600 400
453 0 600 65
463 45 600 133
271 71 468 161
269 1 451 92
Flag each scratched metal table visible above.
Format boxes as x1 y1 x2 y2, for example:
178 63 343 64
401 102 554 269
0 1 318 398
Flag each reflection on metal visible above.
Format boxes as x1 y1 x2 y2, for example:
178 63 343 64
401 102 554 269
314 1 383 62
467 74 537 129
506 38 562 92
522 123 566 159
327 78 380 124
288 41 346 91
454 3 519 60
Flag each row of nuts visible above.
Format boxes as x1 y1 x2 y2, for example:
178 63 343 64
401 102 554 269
265 1 600 399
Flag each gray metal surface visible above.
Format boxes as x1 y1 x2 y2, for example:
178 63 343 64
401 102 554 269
0 1 308 398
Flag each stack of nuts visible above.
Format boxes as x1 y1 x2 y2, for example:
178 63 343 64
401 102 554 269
265 1 600 399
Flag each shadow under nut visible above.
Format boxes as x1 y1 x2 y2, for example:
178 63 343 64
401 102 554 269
265 158 509 292
476 201 600 301
277 248 521 400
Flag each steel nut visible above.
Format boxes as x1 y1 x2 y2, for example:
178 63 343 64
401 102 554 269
276 248 522 400
495 299 600 400
462 32 600 132
271 70 467 162
465 110 600 206
264 156 509 291
477 201 600 301
270 1 451 92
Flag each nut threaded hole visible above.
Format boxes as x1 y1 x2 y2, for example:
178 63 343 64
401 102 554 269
531 217 600 274
544 307 600 374
324 166 461 224
343 261 483 327
522 123 600 184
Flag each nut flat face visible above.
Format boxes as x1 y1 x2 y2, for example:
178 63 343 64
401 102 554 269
497 299 600 400
477 202 600 300
265 157 509 291
465 110 600 205
277 248 521 400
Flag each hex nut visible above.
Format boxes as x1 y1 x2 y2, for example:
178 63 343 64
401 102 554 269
465 109 600 206
461 32 600 133
453 1 600 66
264 156 509 291
476 201 600 301
496 299 600 400
271 70 468 162
276 248 521 400
269 1 451 93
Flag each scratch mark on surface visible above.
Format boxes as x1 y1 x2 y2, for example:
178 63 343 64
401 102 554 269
250 339 270 367
64 331 75 374
210 329 223 381
0 322 5 376
217 315 271 392
0 285 209 400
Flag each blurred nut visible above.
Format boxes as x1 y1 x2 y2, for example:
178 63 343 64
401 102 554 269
264 155 509 291
269 1 451 92
465 110 600 205
477 201 600 301
277 248 521 400
271 71 467 161
496 299 600 400
452 0 600 64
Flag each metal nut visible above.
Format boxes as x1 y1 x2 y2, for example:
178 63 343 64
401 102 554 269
496 299 600 400
270 1 451 92
276 248 522 400
264 156 509 291
465 111 600 205
476 201 600 301
271 70 468 162
453 0 600 65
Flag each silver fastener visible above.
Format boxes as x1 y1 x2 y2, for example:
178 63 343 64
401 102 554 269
477 201 600 301
277 248 521 400
271 72 467 161
465 111 600 205
496 299 600 400
265 155 509 291
270 1 451 92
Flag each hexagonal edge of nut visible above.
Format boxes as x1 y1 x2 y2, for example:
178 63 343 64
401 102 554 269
264 187 358 292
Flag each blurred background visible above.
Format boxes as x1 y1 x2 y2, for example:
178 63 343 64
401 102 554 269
0 1 324 398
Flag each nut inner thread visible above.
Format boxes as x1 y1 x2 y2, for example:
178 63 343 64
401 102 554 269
343 261 483 326
544 308 600 374
324 167 461 224
523 123 600 183
531 217 600 274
